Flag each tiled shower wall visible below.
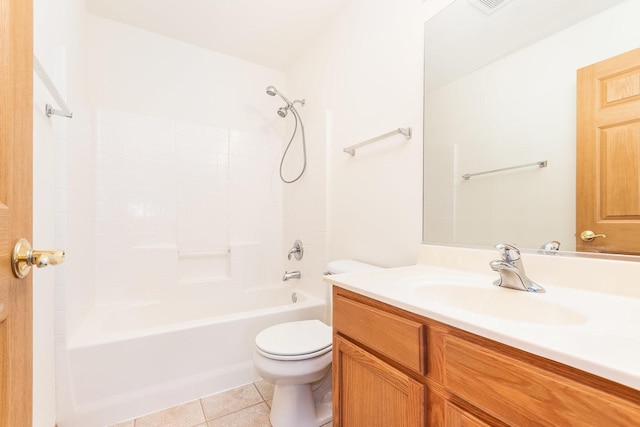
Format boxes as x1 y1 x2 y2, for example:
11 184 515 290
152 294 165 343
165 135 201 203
93 108 283 305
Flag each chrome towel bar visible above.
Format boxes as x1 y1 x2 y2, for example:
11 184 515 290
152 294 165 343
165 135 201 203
462 160 547 181
33 55 73 119
343 127 412 156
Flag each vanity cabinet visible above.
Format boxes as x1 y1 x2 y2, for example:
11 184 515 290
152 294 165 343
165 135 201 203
332 286 640 427
333 335 426 426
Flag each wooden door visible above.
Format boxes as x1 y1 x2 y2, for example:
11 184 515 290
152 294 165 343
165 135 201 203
577 47 640 254
0 0 34 426
333 335 426 427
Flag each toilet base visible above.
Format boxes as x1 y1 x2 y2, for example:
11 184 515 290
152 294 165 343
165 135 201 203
270 382 332 427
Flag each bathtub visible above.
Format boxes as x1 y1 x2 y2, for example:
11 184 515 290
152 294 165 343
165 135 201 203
64 286 326 427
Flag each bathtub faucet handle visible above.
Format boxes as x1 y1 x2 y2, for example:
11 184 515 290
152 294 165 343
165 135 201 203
287 239 304 261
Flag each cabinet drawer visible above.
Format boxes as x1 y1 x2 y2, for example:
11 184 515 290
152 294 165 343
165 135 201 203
445 335 640 427
333 291 426 374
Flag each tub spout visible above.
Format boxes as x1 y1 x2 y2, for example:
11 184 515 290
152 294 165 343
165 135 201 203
282 270 301 281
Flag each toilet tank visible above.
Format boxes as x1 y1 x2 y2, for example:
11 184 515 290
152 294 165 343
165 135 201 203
326 259 383 275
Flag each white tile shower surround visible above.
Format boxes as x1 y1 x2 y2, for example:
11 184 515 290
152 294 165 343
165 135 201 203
91 108 284 305
107 380 333 427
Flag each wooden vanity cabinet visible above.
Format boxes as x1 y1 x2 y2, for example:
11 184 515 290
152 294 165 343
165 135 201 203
332 286 640 427
333 335 426 426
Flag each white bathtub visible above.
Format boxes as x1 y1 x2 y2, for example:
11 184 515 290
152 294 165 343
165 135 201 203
65 286 326 427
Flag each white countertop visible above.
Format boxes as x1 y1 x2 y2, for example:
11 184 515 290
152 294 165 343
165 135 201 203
325 247 640 391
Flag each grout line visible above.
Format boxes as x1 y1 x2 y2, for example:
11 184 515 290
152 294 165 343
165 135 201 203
252 381 266 402
206 401 268 422
116 382 273 426
198 398 207 425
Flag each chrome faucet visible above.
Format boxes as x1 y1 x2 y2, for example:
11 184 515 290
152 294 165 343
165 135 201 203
539 240 561 254
489 243 545 293
282 270 301 281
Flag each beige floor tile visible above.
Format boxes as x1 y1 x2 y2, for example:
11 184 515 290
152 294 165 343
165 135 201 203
135 400 206 427
108 421 134 427
253 380 275 401
265 399 272 408
201 383 264 420
207 403 271 427
321 422 333 427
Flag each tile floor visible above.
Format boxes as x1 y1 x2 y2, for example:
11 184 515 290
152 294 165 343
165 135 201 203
108 380 333 427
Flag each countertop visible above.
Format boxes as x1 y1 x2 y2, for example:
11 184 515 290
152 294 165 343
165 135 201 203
325 259 640 391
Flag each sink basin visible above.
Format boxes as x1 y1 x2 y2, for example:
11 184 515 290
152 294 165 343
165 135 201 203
413 284 586 325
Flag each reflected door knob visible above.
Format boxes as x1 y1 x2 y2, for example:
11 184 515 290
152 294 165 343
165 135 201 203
580 230 607 242
11 238 65 278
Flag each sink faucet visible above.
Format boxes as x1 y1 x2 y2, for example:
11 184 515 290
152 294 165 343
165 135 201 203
489 244 545 293
539 240 561 254
282 270 301 281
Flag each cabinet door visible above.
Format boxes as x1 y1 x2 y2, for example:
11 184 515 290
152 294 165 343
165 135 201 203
445 402 492 427
333 336 426 427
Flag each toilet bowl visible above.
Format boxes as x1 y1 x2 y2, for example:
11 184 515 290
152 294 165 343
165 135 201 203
253 320 333 427
254 260 382 427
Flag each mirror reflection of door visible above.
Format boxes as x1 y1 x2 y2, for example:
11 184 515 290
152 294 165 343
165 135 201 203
577 47 640 254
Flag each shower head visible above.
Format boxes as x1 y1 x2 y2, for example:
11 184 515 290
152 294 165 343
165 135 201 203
265 85 292 106
266 85 278 96
266 85 304 119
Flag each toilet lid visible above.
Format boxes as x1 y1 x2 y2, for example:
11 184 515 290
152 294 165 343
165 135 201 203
255 320 332 360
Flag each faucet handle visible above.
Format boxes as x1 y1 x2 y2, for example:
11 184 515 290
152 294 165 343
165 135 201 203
495 243 521 262
287 239 304 261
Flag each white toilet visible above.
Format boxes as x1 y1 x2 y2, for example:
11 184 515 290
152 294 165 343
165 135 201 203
253 260 382 427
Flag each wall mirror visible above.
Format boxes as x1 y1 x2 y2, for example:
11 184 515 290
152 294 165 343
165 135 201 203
423 0 640 255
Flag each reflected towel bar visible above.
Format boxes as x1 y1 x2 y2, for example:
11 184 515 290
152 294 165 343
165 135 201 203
33 55 73 119
344 127 412 156
462 160 547 181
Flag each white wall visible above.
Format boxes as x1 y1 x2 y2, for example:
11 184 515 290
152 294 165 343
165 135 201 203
85 15 287 307
424 0 640 251
32 69 59 427
285 0 454 272
33 0 90 425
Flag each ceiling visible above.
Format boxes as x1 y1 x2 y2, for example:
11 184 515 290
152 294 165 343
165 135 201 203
85 0 350 71
424 0 626 90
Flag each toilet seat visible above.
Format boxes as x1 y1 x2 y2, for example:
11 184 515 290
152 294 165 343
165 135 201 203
255 320 332 361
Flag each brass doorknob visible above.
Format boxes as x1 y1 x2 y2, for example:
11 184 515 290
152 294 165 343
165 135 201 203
11 238 65 278
580 230 607 242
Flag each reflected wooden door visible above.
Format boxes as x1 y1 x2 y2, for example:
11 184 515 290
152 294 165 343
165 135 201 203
0 0 34 426
576 47 640 254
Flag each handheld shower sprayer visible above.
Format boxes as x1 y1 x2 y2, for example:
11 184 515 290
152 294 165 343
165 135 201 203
266 85 277 96
266 85 307 183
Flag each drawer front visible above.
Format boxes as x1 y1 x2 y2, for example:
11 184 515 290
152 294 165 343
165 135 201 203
333 292 426 374
445 335 640 427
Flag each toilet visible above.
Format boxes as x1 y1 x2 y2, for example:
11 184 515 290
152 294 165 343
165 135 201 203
253 260 382 427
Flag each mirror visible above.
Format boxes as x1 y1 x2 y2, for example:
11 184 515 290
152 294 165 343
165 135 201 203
423 0 640 253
